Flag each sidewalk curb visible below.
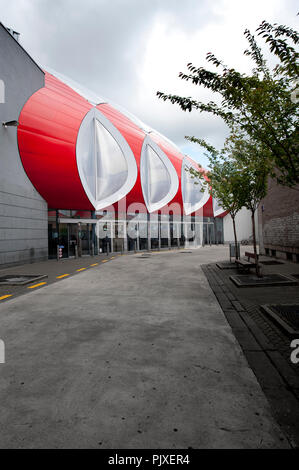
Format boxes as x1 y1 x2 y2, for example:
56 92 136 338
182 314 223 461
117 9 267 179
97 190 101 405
202 263 299 448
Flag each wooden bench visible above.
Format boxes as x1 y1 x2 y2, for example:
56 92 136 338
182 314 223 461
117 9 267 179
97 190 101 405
235 251 258 273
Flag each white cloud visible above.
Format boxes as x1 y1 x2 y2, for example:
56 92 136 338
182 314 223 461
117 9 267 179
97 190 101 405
0 0 297 167
131 0 298 163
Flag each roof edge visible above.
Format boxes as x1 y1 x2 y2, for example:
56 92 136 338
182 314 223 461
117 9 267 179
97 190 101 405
0 22 44 75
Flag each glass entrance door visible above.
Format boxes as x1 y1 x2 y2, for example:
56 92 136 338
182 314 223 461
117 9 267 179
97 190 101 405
113 221 125 252
58 223 69 258
78 223 92 255
69 224 78 257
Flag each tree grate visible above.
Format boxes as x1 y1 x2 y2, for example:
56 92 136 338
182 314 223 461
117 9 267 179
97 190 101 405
260 260 284 265
260 304 299 337
230 273 297 287
0 274 47 285
270 305 299 329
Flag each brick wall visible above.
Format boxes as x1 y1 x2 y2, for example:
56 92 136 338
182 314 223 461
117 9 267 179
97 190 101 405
259 178 299 260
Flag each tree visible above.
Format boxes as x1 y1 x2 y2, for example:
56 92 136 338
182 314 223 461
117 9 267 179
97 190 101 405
186 138 245 260
187 130 270 276
225 132 270 276
157 19 299 189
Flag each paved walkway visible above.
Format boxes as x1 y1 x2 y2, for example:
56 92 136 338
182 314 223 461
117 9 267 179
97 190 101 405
0 248 289 448
0 252 116 301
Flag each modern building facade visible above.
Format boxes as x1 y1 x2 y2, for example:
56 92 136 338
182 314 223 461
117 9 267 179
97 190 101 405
1 23 229 267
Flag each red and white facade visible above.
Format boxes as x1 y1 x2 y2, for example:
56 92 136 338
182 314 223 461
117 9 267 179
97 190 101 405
17 70 224 219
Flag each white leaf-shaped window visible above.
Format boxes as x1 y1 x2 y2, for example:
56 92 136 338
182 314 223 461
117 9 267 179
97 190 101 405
140 136 179 213
181 157 210 215
95 120 128 200
76 108 137 210
213 198 225 217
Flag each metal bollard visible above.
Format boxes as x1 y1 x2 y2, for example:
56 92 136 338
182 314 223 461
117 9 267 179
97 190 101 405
57 244 59 261
75 245 78 259
91 242 94 257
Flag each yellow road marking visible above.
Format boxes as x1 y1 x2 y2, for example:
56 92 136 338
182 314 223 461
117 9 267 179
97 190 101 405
76 268 86 272
56 274 70 279
102 259 108 263
28 282 47 289
0 294 12 300
111 256 115 259
90 263 98 266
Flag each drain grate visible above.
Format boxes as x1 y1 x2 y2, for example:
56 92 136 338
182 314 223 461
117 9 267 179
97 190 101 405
0 274 47 285
180 251 192 254
260 260 284 265
230 273 297 287
271 305 299 328
261 304 299 337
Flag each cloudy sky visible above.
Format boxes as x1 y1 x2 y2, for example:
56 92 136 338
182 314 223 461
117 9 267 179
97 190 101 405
1 0 297 166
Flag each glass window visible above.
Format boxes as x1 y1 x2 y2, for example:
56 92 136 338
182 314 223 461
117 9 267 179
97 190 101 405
143 145 171 204
95 119 128 200
76 108 137 210
140 136 178 213
182 163 204 204
181 157 210 215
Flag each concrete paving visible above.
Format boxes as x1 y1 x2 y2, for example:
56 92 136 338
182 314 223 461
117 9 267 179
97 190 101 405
0 252 116 300
0 247 289 448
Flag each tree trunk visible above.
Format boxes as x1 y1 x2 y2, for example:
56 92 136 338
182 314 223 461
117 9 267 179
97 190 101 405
231 214 239 260
251 210 261 277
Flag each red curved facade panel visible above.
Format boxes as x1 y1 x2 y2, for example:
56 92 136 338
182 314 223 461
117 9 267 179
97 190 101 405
203 195 214 217
17 71 215 217
18 73 94 210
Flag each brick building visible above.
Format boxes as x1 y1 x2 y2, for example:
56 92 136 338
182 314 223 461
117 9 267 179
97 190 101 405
258 177 299 262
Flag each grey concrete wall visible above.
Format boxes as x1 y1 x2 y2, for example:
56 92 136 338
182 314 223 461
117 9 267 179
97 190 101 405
0 23 48 267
